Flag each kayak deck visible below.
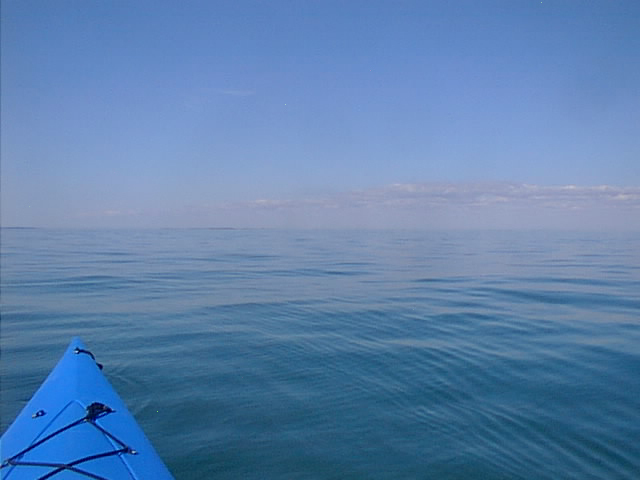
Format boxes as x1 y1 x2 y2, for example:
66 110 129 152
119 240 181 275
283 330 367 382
1 338 174 479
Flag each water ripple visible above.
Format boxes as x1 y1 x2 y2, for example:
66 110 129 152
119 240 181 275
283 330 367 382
2 229 639 479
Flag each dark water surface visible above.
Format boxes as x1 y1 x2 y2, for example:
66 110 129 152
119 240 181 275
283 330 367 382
2 229 639 479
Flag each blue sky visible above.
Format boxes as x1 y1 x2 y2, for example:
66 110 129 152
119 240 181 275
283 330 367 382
2 0 639 228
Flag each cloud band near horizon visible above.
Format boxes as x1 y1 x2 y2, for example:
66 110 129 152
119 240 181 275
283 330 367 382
240 183 640 211
82 182 638 230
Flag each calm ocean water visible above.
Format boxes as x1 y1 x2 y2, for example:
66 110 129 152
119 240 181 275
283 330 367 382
1 228 639 479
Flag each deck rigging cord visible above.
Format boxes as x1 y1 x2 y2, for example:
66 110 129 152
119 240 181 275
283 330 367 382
1 348 137 480
1 402 138 480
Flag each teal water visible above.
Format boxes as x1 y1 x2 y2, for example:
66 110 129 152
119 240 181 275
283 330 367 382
1 229 639 479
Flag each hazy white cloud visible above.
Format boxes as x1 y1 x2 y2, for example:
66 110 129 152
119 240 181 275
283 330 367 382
235 183 640 212
204 182 639 229
101 209 142 217
182 88 256 111
217 89 256 97
62 183 638 229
